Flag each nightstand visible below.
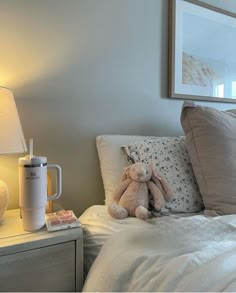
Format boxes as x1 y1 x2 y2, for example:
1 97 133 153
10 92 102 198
0 209 83 292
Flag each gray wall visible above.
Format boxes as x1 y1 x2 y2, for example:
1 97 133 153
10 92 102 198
0 0 234 215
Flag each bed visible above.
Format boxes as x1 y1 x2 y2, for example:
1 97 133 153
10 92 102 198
79 102 236 292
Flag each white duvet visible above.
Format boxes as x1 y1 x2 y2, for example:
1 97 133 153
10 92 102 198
82 209 236 292
79 205 200 276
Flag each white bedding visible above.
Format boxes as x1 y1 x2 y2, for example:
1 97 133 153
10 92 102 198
81 207 236 292
79 205 201 277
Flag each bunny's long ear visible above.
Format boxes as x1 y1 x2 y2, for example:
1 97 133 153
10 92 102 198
120 166 130 182
151 165 173 201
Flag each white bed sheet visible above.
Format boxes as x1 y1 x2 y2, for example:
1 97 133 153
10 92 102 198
79 205 202 276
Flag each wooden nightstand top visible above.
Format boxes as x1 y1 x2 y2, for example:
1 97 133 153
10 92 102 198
0 209 83 257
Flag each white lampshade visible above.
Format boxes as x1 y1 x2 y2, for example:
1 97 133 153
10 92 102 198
0 86 27 221
0 87 27 154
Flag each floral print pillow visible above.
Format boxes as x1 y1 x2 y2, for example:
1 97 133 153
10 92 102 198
123 137 204 213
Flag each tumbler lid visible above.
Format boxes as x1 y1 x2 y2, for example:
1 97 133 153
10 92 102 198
19 156 47 167
18 138 47 167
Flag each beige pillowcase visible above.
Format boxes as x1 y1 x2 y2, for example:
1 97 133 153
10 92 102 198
181 101 236 215
96 135 148 205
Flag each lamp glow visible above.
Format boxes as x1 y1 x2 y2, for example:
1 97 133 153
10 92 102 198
0 87 27 221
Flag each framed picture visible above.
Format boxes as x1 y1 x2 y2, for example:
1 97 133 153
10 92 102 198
169 0 236 103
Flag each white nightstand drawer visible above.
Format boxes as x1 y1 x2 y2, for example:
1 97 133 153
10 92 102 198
0 241 75 292
0 209 83 292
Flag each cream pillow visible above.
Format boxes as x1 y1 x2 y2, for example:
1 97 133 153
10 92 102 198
124 137 203 213
96 135 146 205
181 101 236 215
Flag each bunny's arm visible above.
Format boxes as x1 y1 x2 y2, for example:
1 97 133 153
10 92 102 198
147 181 166 210
151 175 173 201
112 178 132 203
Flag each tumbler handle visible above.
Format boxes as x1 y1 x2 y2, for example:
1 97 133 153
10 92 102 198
47 164 62 201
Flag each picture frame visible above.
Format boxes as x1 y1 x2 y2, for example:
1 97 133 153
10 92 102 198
168 0 236 103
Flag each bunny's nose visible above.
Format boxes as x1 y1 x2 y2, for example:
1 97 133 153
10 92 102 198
137 169 145 177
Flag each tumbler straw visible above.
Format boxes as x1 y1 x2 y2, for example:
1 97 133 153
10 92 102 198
29 138 33 159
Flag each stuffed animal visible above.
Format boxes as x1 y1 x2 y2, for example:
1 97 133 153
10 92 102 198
108 162 173 220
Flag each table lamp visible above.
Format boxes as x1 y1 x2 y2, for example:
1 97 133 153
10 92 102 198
0 87 27 221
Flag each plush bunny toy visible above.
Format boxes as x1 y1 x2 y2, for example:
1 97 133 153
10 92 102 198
108 162 173 220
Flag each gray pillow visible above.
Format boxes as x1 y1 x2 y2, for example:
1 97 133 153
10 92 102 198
181 101 236 215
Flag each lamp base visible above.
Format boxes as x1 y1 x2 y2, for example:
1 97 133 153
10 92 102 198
0 180 9 221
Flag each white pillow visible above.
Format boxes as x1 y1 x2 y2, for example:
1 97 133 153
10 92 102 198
123 137 204 213
96 135 146 205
